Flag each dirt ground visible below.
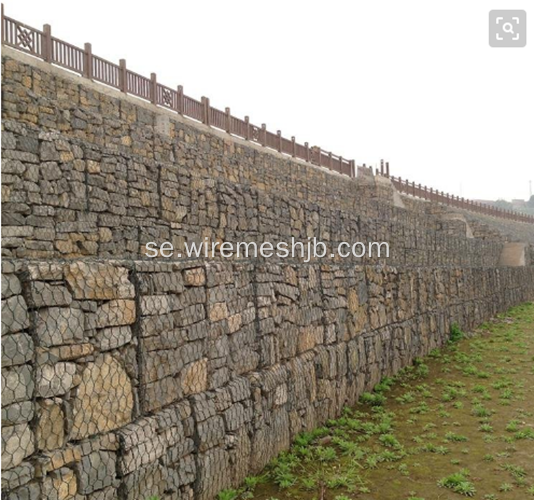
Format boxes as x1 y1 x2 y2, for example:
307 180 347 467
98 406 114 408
219 302 534 500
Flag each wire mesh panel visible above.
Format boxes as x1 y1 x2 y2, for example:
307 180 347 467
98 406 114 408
51 38 84 73
2 16 43 57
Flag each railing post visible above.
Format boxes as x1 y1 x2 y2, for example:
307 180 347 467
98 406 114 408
150 73 157 105
201 97 210 126
277 130 282 153
260 124 267 147
329 152 333 170
350 160 355 177
291 136 296 157
83 43 93 80
42 24 52 62
311 146 320 166
119 59 127 93
225 107 231 134
177 85 184 115
1 4 4 43
385 162 390 178
380 159 384 176
305 142 310 163
244 116 250 140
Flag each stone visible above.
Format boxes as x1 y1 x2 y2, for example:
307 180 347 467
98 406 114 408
95 326 132 351
209 302 229 322
2 401 34 426
65 262 134 300
139 295 170 316
95 300 136 328
2 333 34 366
298 326 323 353
183 268 206 286
42 467 77 500
40 141 60 161
41 447 82 474
35 307 84 346
2 274 22 298
36 399 65 451
44 343 95 362
35 363 78 398
70 354 133 440
27 282 72 308
3 482 41 500
76 451 116 494
1 423 35 470
181 359 208 395
27 263 64 281
2 365 34 405
1 295 29 334
1 461 34 491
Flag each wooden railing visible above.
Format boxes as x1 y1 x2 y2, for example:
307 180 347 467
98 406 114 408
0 7 355 177
2 7 533 224
369 162 534 224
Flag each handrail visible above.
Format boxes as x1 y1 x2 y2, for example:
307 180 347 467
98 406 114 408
2 6 532 224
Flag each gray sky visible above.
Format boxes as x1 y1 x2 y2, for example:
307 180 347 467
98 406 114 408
4 0 533 201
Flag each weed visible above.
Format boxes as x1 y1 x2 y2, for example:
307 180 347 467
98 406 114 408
438 470 476 496
450 323 464 343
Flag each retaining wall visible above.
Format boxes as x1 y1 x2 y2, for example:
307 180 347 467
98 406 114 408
2 259 534 499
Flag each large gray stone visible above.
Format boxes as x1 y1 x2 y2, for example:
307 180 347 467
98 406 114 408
65 262 134 300
27 282 72 308
70 354 134 440
1 423 35 469
76 450 116 494
2 333 34 366
1 296 29 334
1 274 22 298
2 365 34 406
35 307 84 347
35 363 77 398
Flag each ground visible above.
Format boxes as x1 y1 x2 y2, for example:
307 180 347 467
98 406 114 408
219 302 534 500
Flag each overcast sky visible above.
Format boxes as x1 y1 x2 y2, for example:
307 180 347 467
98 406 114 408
4 0 533 201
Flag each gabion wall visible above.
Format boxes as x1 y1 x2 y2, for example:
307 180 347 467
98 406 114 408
1 53 506 267
2 259 534 499
2 48 534 500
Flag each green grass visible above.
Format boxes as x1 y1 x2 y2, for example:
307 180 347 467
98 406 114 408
225 303 534 500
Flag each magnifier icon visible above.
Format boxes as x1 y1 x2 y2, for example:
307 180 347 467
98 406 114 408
502 22 515 34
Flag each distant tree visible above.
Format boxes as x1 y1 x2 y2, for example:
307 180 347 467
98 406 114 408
494 199 512 209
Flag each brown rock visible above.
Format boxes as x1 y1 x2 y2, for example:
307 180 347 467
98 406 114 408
95 300 136 328
65 262 134 300
209 302 228 322
42 467 77 500
36 399 65 451
70 354 134 440
183 267 206 286
181 358 208 395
